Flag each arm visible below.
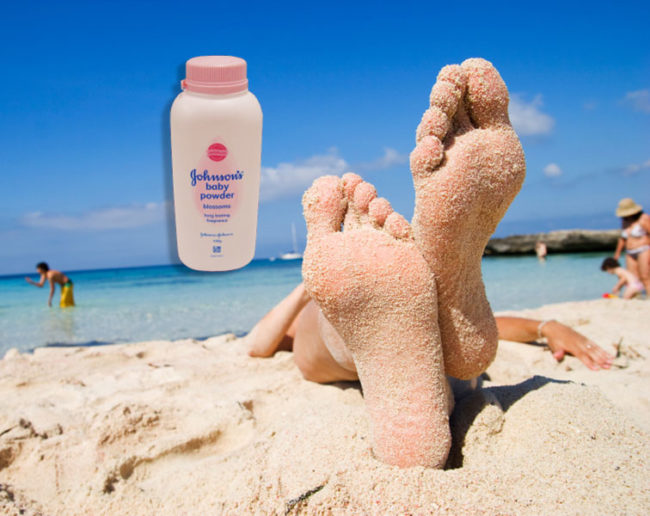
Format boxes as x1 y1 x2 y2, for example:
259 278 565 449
613 237 625 260
495 316 613 371
25 273 47 287
494 316 540 342
611 277 625 294
47 280 55 307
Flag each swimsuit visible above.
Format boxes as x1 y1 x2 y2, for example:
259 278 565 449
60 279 75 307
626 244 650 256
622 223 648 239
622 223 649 257
630 280 645 292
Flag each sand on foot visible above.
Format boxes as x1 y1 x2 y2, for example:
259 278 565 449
0 298 648 515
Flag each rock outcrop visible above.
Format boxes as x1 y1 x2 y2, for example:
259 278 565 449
485 229 620 255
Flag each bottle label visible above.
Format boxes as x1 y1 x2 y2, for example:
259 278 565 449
190 139 244 227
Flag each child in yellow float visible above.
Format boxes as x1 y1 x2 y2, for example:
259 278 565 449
25 262 75 307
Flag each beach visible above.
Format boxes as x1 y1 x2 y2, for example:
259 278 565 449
1 298 648 515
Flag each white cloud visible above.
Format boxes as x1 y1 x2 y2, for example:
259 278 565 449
583 100 598 111
356 147 408 171
259 147 410 202
509 94 555 136
260 147 349 203
623 89 650 113
543 163 562 177
21 202 169 230
622 158 650 176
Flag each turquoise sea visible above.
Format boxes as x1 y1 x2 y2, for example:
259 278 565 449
0 253 615 355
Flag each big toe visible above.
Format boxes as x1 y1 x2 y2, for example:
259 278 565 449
302 175 346 236
461 58 510 129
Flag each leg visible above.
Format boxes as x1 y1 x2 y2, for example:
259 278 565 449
622 286 638 299
60 283 75 307
625 253 639 280
292 300 360 383
410 59 526 379
246 283 311 357
637 249 650 296
302 175 451 468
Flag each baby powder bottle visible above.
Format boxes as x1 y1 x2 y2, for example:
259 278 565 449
170 56 263 271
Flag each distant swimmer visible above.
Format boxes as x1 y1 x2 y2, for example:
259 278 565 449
25 262 75 307
535 241 548 260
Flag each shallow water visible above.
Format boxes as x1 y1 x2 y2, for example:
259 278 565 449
0 253 614 354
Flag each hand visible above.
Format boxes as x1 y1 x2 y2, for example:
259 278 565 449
542 321 614 371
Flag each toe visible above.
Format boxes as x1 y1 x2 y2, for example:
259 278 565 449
384 212 412 240
416 107 450 143
461 58 510 129
368 197 393 227
342 173 365 229
410 135 444 181
430 65 466 117
302 175 346 235
342 172 363 201
352 181 377 215
416 65 467 145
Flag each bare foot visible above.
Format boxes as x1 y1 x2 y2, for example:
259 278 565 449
302 175 451 468
410 58 526 379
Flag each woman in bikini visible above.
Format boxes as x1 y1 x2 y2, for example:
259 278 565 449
614 198 650 297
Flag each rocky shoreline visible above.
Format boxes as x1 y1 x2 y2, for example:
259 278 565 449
485 229 620 255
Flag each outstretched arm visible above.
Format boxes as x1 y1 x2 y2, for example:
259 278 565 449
495 316 613 371
25 273 46 287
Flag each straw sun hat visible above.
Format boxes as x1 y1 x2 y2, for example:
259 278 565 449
616 198 643 218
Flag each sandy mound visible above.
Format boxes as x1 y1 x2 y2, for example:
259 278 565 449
0 299 648 514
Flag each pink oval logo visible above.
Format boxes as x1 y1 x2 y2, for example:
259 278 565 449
207 143 228 162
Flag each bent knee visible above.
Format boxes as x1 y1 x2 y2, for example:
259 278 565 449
293 352 328 383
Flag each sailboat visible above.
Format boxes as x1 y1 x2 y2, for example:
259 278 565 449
278 223 302 260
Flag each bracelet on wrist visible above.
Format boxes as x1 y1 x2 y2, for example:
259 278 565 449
537 319 555 340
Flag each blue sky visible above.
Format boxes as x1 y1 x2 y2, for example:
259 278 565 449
1 0 648 275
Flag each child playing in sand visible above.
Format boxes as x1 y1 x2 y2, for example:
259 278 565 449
601 257 645 299
25 262 75 307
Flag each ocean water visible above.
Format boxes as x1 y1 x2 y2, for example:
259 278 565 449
0 253 615 355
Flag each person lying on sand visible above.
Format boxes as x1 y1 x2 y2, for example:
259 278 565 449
25 262 75 307
248 59 611 469
247 283 614 374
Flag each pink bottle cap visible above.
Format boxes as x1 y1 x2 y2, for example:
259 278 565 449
181 56 248 95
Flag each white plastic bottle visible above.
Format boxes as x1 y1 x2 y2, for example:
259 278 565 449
170 56 262 271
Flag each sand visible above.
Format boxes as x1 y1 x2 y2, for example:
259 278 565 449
0 298 648 515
